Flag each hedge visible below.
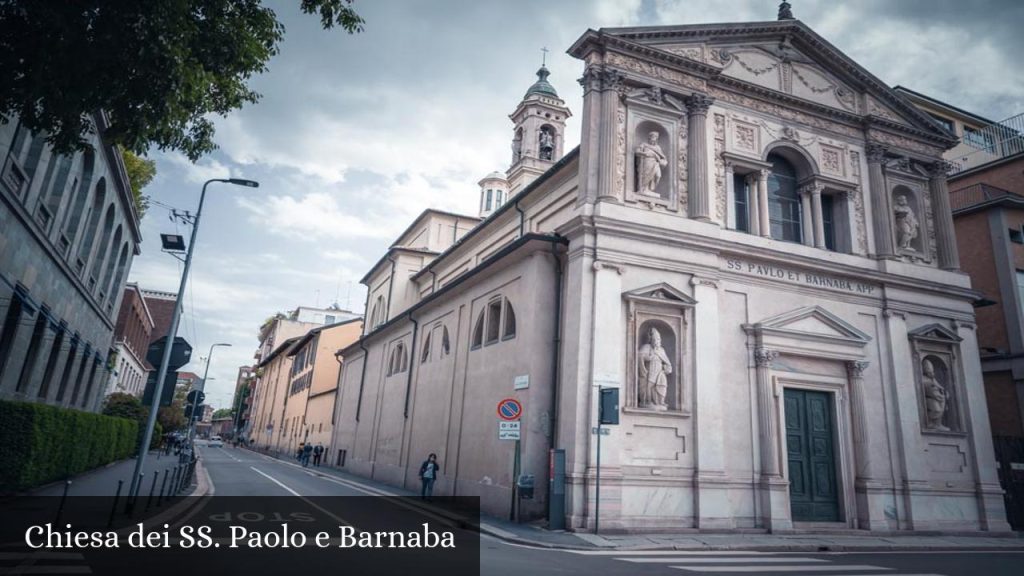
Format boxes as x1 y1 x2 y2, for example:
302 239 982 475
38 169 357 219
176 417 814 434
0 399 138 494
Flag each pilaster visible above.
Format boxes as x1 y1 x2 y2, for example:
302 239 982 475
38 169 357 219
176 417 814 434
685 94 714 221
756 169 771 238
928 161 960 270
866 144 896 258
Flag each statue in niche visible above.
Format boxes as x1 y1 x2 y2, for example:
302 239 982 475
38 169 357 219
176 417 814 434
512 130 523 163
894 194 919 251
638 326 671 410
635 130 668 197
921 358 950 431
539 128 554 160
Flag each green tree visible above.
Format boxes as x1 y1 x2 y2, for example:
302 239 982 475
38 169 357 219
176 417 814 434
157 385 189 432
121 149 156 218
0 1 364 161
212 408 233 419
102 392 147 421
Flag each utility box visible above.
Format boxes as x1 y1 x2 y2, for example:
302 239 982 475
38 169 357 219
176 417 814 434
517 474 535 500
599 387 620 425
548 449 566 530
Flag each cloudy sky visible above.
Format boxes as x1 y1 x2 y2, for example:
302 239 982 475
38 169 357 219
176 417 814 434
128 0 1023 409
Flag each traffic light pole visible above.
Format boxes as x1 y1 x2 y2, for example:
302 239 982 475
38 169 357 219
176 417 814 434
128 179 228 499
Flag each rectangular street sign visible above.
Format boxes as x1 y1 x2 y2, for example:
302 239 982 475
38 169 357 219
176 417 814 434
513 374 529 390
499 420 520 440
591 427 610 436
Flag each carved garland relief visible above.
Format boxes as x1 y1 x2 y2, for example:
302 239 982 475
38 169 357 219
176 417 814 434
605 52 707 92
708 85 862 140
735 123 757 152
820 145 844 176
615 100 627 197
850 150 868 254
677 113 689 213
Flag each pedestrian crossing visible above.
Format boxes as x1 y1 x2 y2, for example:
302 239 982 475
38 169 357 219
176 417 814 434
572 550 947 575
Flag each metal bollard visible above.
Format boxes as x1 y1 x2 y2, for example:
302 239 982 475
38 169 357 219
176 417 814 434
158 468 170 505
55 479 72 524
146 471 160 511
108 480 123 528
125 473 143 515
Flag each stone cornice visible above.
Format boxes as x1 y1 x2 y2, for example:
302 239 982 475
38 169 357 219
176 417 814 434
571 21 957 151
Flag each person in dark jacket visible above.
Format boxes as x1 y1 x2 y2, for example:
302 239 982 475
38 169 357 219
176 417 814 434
418 453 439 501
313 443 323 467
302 442 313 467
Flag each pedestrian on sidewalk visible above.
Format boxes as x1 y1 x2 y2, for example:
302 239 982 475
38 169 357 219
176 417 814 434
296 443 304 461
313 443 323 467
302 442 313 468
418 453 439 501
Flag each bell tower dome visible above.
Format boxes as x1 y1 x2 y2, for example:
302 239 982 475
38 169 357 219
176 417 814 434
478 171 509 219
507 57 571 194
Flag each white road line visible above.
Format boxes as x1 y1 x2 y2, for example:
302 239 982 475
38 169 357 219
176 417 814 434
624 557 828 563
671 565 893 573
0 553 85 560
250 466 302 497
248 466 353 528
217 448 242 462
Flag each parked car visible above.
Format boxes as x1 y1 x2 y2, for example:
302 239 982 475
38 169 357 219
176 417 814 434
208 435 224 448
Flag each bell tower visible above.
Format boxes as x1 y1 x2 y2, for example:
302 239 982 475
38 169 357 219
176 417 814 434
507 53 571 194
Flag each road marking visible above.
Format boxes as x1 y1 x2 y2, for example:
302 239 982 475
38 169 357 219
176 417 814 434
671 566 892 573
248 466 353 528
217 448 242 462
250 466 302 496
625 557 827 563
571 550 772 556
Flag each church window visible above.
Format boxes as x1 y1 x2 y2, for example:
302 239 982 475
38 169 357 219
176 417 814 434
471 312 485 350
733 173 750 233
486 189 493 211
821 194 836 251
387 342 407 376
495 190 503 207
485 299 502 344
502 300 516 340
442 326 451 356
766 154 802 244
421 333 431 364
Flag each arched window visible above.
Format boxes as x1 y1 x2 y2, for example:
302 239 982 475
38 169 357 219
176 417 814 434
40 154 73 230
421 333 431 364
64 149 95 246
100 225 123 300
502 300 516 340
76 178 106 269
387 342 407 376
370 295 386 329
766 154 802 243
441 326 450 356
471 296 517 351
89 205 116 285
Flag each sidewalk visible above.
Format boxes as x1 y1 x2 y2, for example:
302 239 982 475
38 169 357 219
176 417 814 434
249 447 1024 552
31 449 195 498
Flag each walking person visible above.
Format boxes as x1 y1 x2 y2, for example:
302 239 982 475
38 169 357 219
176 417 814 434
302 442 313 467
313 443 323 467
418 453 439 501
296 443 304 461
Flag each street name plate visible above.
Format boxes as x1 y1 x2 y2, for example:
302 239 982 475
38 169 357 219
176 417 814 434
591 427 610 435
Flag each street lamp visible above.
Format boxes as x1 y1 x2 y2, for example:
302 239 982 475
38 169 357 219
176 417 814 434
130 178 259 499
187 343 231 444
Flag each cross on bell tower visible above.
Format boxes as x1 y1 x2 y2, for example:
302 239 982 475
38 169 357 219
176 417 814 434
506 49 572 194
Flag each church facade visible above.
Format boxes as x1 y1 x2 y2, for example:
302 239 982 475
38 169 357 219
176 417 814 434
330 13 1010 532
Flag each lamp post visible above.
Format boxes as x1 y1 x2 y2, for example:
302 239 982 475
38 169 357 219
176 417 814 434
130 178 259 499
188 343 231 444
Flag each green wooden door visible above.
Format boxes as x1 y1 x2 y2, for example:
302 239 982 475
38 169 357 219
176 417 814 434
784 388 840 522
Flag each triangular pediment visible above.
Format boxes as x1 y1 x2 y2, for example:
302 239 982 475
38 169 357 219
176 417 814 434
908 323 963 343
748 305 871 346
623 282 697 308
589 21 954 141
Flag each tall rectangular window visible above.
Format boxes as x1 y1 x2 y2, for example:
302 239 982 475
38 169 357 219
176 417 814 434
964 127 995 153
1016 271 1024 314
822 194 836 251
37 328 64 399
733 173 749 233
16 311 48 392
0 297 24 380
55 339 78 401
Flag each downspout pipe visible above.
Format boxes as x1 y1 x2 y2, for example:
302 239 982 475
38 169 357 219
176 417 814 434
403 313 419 418
355 340 368 422
549 240 563 452
514 197 526 238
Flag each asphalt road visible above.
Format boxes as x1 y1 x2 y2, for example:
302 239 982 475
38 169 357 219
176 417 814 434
196 445 1024 576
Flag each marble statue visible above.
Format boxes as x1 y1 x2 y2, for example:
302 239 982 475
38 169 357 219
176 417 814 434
894 194 919 251
638 326 671 410
922 358 950 431
539 128 554 160
636 130 668 197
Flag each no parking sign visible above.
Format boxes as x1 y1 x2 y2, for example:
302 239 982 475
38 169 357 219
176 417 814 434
496 398 522 421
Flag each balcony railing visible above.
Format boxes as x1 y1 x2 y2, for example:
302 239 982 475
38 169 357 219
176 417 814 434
949 183 1022 212
949 111 1024 175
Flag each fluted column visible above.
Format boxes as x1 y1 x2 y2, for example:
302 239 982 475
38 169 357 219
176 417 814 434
577 65 603 204
811 184 826 248
799 186 814 245
747 174 761 236
845 360 873 481
685 93 714 221
754 347 781 478
928 161 960 270
866 143 895 258
757 169 771 238
597 68 625 202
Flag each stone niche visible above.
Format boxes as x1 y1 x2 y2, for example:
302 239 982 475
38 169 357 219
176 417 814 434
623 283 696 415
623 86 685 212
888 171 932 262
909 324 965 435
